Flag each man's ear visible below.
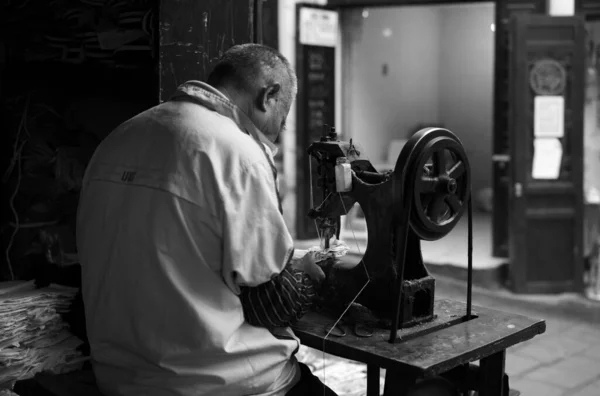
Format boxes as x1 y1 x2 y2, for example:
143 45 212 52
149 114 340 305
257 83 281 112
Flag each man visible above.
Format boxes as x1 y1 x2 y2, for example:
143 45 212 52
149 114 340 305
76 44 337 396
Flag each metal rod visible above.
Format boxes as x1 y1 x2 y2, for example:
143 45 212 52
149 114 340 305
466 196 473 320
389 203 412 343
354 170 388 184
309 155 314 209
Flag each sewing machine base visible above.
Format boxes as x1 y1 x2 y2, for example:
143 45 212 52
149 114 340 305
354 276 438 331
317 254 437 330
397 276 436 328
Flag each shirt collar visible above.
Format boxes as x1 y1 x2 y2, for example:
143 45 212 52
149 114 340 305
169 81 279 157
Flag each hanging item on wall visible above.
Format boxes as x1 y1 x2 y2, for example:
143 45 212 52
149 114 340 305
529 58 567 95
299 7 338 48
532 137 563 180
534 95 565 138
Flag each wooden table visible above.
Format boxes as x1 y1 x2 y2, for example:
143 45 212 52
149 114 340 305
292 299 546 396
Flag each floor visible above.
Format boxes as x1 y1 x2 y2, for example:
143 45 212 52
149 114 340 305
295 277 600 396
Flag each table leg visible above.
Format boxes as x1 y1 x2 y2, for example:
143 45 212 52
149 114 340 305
366 364 380 396
478 350 506 396
383 369 417 396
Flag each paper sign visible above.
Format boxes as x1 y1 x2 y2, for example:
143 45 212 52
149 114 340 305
299 7 338 48
534 96 564 138
532 138 563 180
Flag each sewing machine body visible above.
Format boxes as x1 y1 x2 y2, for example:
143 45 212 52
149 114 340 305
307 130 447 330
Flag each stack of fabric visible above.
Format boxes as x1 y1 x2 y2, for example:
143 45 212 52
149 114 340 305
0 281 89 389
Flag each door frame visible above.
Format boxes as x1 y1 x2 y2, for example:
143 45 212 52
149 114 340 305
294 2 339 239
328 0 490 6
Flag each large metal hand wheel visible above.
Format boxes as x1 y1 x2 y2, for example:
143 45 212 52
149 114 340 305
394 128 471 241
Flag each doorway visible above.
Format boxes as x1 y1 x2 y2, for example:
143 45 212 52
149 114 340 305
338 2 499 271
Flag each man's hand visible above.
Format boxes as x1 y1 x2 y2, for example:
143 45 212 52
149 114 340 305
291 251 326 284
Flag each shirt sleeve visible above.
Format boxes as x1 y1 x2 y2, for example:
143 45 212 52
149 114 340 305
221 161 295 295
239 264 318 328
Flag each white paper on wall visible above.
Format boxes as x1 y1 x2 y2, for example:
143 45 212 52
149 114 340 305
532 137 563 180
534 96 565 138
299 7 338 48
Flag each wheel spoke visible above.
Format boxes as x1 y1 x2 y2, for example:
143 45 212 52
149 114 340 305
423 163 434 176
428 195 448 222
446 194 462 214
448 160 465 179
433 149 447 176
419 176 438 193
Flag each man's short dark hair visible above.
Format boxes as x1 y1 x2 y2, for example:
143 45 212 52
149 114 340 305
207 44 297 102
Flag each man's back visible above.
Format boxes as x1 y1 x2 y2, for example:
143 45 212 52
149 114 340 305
76 90 299 396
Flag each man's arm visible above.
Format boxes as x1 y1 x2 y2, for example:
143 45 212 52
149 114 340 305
239 262 318 328
221 160 321 327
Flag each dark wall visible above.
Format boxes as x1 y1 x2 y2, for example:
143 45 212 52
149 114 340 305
1 0 275 282
158 0 254 101
262 0 280 50
0 1 158 282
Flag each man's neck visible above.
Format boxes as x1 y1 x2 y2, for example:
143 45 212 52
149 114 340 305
214 85 252 114
195 82 278 155
214 85 270 140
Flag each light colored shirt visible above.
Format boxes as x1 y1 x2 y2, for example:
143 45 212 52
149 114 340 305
76 81 301 396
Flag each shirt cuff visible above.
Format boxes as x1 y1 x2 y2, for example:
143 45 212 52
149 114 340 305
239 264 317 328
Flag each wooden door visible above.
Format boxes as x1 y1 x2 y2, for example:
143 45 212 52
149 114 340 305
158 0 255 102
492 0 547 258
508 14 586 294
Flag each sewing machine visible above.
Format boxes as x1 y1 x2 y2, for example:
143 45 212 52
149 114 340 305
292 127 546 396
305 126 471 337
